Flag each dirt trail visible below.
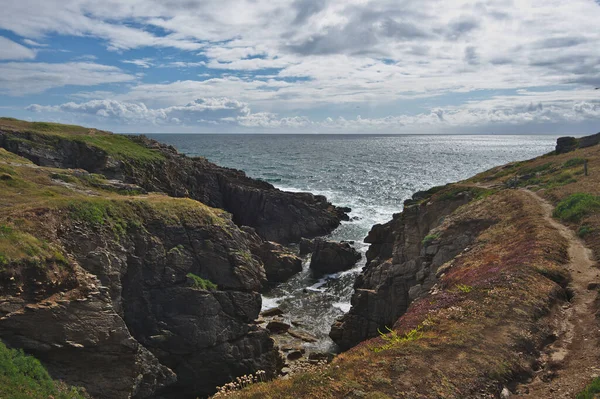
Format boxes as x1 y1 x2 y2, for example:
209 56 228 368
514 190 600 398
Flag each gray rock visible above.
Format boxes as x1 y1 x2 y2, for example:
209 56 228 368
309 240 361 276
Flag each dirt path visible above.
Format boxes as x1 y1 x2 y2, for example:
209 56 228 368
514 190 600 398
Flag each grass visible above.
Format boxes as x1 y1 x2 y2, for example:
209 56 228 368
228 190 571 399
186 273 218 290
0 222 67 268
0 341 86 399
370 325 425 353
564 158 588 168
576 378 600 399
0 118 165 163
553 193 600 223
422 233 440 245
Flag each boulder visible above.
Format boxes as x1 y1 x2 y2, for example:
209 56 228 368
309 240 361 276
266 321 291 334
255 241 302 283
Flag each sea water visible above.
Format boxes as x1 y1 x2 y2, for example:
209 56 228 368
149 134 557 351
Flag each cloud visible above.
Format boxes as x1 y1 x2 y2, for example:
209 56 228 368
27 98 254 125
0 36 36 60
22 38 48 47
0 62 135 95
122 58 154 68
26 88 600 132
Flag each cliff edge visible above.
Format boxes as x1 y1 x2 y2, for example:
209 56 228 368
227 131 600 398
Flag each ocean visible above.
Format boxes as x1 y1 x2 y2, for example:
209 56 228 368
148 134 558 351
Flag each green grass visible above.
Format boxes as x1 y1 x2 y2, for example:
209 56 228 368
553 193 600 222
0 223 67 267
564 158 588 168
576 377 600 399
186 273 218 290
370 325 425 353
578 225 594 238
455 284 473 293
0 118 165 163
0 341 86 399
422 233 440 245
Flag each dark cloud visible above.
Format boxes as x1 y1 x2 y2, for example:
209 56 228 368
464 46 480 65
286 9 431 56
446 17 480 40
292 0 328 25
534 36 588 49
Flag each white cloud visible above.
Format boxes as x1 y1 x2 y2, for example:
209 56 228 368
26 89 600 132
122 58 154 68
22 39 47 47
0 62 135 95
0 36 36 60
4 0 600 131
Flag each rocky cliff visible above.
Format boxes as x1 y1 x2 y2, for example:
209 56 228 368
0 118 348 399
330 186 492 350
0 118 348 244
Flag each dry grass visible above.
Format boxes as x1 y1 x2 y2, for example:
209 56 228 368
226 190 571 398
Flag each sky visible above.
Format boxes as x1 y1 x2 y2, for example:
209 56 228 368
1 0 600 134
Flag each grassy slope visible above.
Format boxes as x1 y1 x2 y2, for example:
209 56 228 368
0 117 164 163
226 143 600 399
0 341 86 399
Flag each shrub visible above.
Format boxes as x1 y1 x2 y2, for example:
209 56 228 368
576 377 600 399
578 225 594 238
371 325 424 353
422 233 440 245
455 284 473 293
186 273 218 290
0 341 86 399
553 193 600 222
563 158 587 168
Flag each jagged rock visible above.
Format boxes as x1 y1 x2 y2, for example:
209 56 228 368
555 137 579 154
556 132 600 154
0 128 349 243
330 191 492 351
266 321 291 334
299 238 315 256
288 329 318 343
309 240 361 276
255 241 302 283
0 204 280 398
286 350 304 361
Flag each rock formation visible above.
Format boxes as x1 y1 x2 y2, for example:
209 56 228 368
0 119 346 398
0 124 348 244
330 187 490 350
308 240 361 276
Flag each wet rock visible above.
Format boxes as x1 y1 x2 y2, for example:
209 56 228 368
287 350 304 361
266 321 291 334
299 238 315 256
262 307 284 317
288 329 318 343
255 241 302 283
309 240 361 276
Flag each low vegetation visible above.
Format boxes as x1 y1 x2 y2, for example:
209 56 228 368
0 341 86 399
577 377 600 399
187 273 218 290
0 118 164 163
553 193 600 223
